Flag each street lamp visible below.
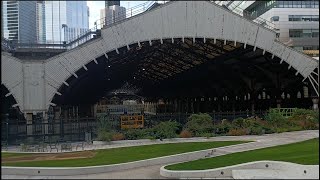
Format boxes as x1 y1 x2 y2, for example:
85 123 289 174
62 24 68 46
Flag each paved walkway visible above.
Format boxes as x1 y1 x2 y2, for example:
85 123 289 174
2 130 318 179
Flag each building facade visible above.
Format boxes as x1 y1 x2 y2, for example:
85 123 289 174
105 0 120 7
2 1 37 44
41 1 89 44
218 0 319 57
36 1 46 44
100 2 126 27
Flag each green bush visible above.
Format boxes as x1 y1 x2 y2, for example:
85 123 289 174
264 109 287 128
232 118 245 129
153 120 180 139
199 132 213 138
185 113 214 136
250 126 264 135
96 130 112 142
215 119 232 135
288 109 319 130
124 128 153 140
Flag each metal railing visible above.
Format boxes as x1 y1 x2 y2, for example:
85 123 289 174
1 37 16 52
2 1 277 53
217 2 276 31
270 108 298 117
1 1 156 52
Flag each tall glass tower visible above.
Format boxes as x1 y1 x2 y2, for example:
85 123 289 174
2 1 37 44
41 1 89 44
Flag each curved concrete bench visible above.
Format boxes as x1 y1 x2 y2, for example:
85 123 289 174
160 161 319 179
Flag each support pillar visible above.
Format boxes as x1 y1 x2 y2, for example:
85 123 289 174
26 113 33 142
276 99 282 108
43 111 48 141
191 99 194 113
312 98 319 110
251 102 255 115
54 107 61 136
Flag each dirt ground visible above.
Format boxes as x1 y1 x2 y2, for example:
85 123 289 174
2 151 96 163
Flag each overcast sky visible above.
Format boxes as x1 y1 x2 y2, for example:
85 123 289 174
87 1 147 29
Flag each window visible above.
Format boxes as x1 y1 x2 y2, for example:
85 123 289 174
301 15 312 21
271 16 279 21
293 1 301 8
302 29 312 37
289 15 319 22
312 16 319 21
289 29 319 38
278 1 284 7
312 29 319 37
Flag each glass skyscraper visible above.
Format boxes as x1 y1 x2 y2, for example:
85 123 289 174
2 1 37 44
41 1 89 44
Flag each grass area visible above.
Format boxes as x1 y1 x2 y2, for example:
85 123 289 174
2 141 247 167
1 152 31 158
166 138 319 170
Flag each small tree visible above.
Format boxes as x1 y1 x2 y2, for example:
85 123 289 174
232 117 245 129
95 114 112 141
153 120 180 139
184 113 214 136
264 109 286 129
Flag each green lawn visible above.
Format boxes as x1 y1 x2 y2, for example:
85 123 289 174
1 152 31 158
166 138 319 170
2 141 247 167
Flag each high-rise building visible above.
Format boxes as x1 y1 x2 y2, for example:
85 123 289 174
100 2 126 27
217 0 319 57
2 1 37 44
40 1 89 44
36 1 46 44
105 0 120 7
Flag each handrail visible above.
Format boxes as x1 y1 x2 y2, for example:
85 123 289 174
2 1 278 52
1 1 156 51
217 1 276 31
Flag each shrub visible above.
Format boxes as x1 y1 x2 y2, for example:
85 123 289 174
179 130 192 138
262 126 275 134
227 128 248 136
96 130 112 142
215 119 232 135
288 109 319 130
124 128 152 140
112 133 125 141
264 109 287 128
250 126 264 135
153 120 180 139
199 132 213 138
185 113 214 136
232 118 245 129
287 126 303 132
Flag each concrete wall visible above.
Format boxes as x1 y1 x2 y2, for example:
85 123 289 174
160 161 319 179
1 1 319 113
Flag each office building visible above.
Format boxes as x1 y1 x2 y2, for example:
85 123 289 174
105 0 120 7
2 1 37 44
100 1 126 27
36 1 46 44
41 1 89 44
44 1 89 44
217 1 319 57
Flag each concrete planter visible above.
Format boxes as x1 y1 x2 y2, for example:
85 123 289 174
92 141 112 145
160 161 319 179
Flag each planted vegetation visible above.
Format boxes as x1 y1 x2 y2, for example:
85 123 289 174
95 108 318 141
